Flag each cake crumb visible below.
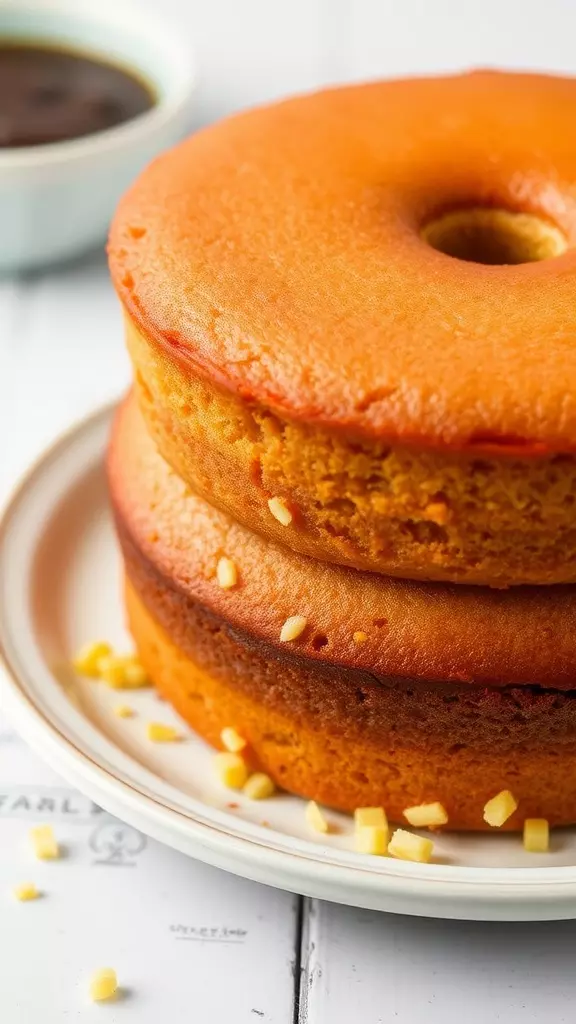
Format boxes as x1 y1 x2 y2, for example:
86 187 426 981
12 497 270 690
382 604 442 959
123 660 148 688
146 722 180 743
214 752 249 790
523 818 549 852
30 825 59 860
280 615 307 642
403 802 448 828
89 968 118 1002
221 727 246 753
355 824 388 855
72 641 112 678
305 800 329 834
13 883 41 901
97 656 126 688
243 773 275 800
353 631 368 643
388 828 434 863
216 556 238 589
354 807 387 829
267 497 293 526
98 655 149 689
113 705 134 719
483 790 518 827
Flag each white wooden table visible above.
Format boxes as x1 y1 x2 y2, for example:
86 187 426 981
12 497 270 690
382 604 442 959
3 2 576 1016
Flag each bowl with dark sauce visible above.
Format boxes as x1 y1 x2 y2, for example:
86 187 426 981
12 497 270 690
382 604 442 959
0 0 194 271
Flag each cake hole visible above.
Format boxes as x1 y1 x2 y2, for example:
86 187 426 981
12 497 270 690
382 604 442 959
421 207 567 265
312 633 329 651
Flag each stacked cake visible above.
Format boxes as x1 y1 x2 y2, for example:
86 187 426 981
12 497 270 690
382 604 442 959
108 71 576 831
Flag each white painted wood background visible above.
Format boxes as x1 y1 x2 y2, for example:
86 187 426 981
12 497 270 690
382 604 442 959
3 1 576 1020
142 0 576 125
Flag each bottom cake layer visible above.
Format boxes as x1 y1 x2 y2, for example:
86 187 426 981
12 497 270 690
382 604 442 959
125 575 576 831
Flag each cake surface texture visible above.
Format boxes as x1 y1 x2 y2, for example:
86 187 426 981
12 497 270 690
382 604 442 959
109 71 576 585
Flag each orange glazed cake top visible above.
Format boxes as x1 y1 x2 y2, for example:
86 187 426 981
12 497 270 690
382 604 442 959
109 71 576 453
108 396 576 690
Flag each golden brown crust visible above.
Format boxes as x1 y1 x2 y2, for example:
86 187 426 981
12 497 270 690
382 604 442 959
125 575 576 830
108 395 576 691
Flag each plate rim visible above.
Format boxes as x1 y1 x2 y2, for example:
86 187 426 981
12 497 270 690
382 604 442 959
3 402 576 920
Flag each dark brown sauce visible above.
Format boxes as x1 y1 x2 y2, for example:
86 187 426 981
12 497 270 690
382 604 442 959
0 42 155 147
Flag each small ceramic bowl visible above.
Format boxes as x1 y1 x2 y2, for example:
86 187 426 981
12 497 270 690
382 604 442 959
0 0 195 272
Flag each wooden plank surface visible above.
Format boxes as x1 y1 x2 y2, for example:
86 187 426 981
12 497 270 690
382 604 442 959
299 899 576 1023
0 717 301 1023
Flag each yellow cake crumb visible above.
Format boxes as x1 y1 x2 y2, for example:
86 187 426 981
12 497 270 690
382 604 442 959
354 806 387 830
214 752 249 790
89 968 118 1002
220 727 246 753
355 824 388 855
98 655 148 689
243 773 275 800
388 828 434 863
523 818 549 853
305 801 329 834
216 556 238 589
268 497 293 526
30 825 59 860
96 655 126 687
483 790 518 827
353 631 368 643
72 641 112 678
122 660 149 688
113 705 134 718
13 883 40 901
403 802 448 828
279 615 307 642
146 722 180 742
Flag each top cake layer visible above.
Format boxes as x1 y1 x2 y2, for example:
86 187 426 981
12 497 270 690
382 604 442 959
109 71 576 450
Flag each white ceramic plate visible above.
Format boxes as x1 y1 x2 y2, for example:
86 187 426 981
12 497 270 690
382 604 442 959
2 405 576 921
